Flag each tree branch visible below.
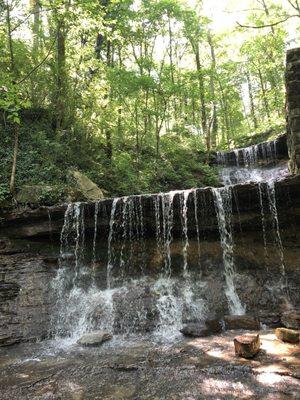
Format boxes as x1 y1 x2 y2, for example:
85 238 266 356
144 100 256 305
17 38 56 85
236 14 299 29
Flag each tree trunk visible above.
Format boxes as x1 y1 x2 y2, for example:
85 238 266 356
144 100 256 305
258 68 270 120
6 1 14 73
217 78 231 147
194 45 208 147
30 0 41 107
246 70 258 129
207 31 218 148
56 18 66 131
6 1 19 196
9 125 19 196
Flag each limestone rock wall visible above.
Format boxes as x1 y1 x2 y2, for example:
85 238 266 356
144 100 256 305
286 48 300 174
0 252 56 346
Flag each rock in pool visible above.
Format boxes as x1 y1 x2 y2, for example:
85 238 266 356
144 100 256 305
180 319 223 337
224 315 260 330
275 327 299 344
77 331 112 347
281 310 300 330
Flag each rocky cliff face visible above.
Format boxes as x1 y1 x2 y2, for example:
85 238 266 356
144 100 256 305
0 251 57 346
0 173 299 345
286 47 300 174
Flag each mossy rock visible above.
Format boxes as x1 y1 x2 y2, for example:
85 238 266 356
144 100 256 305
67 170 104 201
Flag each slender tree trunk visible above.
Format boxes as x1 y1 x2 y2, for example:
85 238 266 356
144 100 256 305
53 1 70 133
6 1 14 73
258 68 270 120
207 31 218 148
56 19 66 131
31 0 41 52
10 125 19 195
30 0 41 107
168 14 177 117
194 45 208 146
218 78 231 146
246 70 258 129
6 1 19 196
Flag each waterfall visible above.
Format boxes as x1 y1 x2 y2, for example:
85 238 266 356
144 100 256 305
212 187 245 315
48 133 290 343
92 201 100 267
265 181 285 275
234 149 240 166
217 138 279 168
180 189 193 275
161 191 178 276
258 183 268 262
52 202 94 339
154 194 162 252
107 198 119 289
154 278 183 338
193 189 201 268
257 181 286 275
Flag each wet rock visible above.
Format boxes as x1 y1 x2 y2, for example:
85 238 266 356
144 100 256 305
224 315 260 330
205 318 223 333
0 238 10 251
43 256 59 265
113 285 159 334
0 281 20 300
180 323 210 337
180 319 222 338
259 312 282 328
275 327 299 343
234 334 260 358
77 331 112 346
0 253 60 346
61 252 75 262
281 310 300 329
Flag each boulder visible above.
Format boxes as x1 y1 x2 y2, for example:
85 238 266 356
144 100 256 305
180 319 223 337
205 318 223 333
281 310 300 330
275 328 299 344
68 170 104 201
224 315 260 331
77 331 112 347
180 323 210 337
234 334 260 358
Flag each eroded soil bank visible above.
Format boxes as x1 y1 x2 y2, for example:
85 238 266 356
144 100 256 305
0 330 299 400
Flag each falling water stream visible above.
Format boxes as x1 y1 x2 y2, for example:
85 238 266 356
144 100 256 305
51 137 290 344
212 187 245 315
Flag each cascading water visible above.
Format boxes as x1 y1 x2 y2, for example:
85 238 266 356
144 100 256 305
92 201 100 267
264 181 286 275
180 189 193 275
161 191 178 275
106 197 119 289
193 189 201 269
212 187 245 315
217 138 288 282
50 137 290 344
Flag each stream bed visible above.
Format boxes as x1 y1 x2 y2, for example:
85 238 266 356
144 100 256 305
0 330 299 399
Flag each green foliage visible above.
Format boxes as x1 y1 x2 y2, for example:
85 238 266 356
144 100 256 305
0 0 293 206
